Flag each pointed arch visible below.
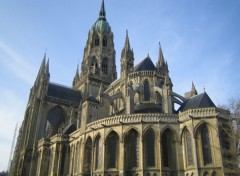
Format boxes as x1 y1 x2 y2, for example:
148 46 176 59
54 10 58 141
95 134 103 170
211 171 217 176
195 123 213 165
95 34 100 46
161 128 176 168
144 128 156 167
102 57 108 75
103 35 107 47
184 128 194 166
203 171 208 176
105 131 119 168
90 56 98 74
155 91 162 104
124 128 139 170
143 79 150 101
84 137 93 173
193 121 217 138
201 125 212 165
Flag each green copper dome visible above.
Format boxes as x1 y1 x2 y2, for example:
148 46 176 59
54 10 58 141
92 18 111 33
91 0 111 33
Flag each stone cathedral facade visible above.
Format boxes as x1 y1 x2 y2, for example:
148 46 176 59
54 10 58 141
10 1 233 176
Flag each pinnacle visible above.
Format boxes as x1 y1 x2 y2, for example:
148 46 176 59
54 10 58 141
99 0 106 20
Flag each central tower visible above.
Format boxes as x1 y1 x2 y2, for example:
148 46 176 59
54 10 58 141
73 0 117 100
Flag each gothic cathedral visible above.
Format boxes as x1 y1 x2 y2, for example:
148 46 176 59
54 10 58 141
10 1 233 176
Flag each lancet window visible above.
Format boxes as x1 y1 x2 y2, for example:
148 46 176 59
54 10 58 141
125 129 139 169
201 125 212 165
144 128 155 167
143 80 150 101
106 131 119 168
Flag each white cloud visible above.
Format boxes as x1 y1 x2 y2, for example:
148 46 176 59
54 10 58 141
0 40 36 85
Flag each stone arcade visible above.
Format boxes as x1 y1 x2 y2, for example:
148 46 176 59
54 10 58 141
10 1 233 176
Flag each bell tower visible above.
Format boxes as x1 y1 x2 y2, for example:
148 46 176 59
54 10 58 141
73 0 117 100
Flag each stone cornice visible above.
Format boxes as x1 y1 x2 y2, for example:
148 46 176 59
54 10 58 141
86 113 178 131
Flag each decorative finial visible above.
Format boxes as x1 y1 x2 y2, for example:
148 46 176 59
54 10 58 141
99 0 106 19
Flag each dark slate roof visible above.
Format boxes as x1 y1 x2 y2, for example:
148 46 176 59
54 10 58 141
62 123 76 135
47 83 82 104
87 95 99 103
134 56 157 71
178 92 216 112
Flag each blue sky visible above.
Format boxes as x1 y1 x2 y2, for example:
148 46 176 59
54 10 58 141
0 0 240 171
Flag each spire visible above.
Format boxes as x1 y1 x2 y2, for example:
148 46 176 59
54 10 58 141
191 81 198 95
158 42 165 67
72 65 79 87
99 0 106 20
45 58 49 76
164 72 172 86
165 60 169 73
124 30 131 51
35 53 46 84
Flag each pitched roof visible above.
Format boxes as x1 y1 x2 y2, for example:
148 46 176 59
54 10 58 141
134 56 157 71
178 92 216 112
47 83 82 104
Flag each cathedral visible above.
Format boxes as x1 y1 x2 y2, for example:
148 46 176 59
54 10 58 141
10 1 234 176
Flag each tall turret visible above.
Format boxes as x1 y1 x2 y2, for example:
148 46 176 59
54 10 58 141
121 30 134 80
74 0 117 99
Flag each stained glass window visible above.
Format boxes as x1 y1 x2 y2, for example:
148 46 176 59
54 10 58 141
95 136 102 169
144 80 150 101
162 129 174 168
125 129 139 169
145 129 155 166
186 130 193 166
84 138 92 173
201 125 212 165
102 58 108 75
106 132 119 168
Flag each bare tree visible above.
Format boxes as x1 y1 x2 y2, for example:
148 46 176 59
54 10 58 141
218 98 240 176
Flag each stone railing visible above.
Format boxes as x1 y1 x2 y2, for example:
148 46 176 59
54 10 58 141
179 108 217 121
129 70 155 78
86 113 178 131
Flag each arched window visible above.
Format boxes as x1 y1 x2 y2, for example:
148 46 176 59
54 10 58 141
201 125 212 165
144 128 155 167
143 80 150 101
95 36 100 46
46 106 65 138
162 129 175 168
103 37 107 47
84 137 92 173
90 57 98 74
155 91 162 104
211 171 217 176
106 131 119 168
95 135 102 170
203 171 208 176
125 129 139 169
102 58 108 75
185 130 193 166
